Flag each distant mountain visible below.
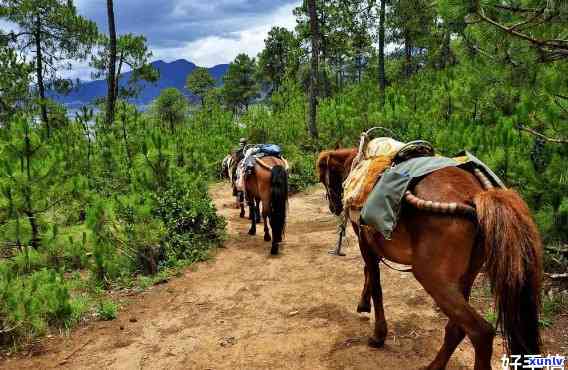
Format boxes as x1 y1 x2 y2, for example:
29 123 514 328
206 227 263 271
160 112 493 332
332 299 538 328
49 59 229 109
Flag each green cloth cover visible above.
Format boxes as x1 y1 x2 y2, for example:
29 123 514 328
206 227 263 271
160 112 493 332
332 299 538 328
360 151 503 239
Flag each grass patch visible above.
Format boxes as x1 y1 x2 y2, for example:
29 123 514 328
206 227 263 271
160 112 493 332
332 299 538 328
539 292 566 328
96 300 118 321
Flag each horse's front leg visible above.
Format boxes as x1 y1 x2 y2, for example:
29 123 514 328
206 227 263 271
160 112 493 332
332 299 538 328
359 231 387 347
353 222 371 313
357 265 372 313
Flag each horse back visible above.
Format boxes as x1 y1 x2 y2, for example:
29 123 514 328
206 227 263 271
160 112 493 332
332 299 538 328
365 166 484 267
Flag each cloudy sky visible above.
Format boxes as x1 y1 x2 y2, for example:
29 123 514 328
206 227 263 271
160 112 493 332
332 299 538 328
72 0 301 79
2 0 300 80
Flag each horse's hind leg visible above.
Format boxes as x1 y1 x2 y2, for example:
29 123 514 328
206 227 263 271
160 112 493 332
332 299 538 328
255 197 261 223
359 232 387 347
426 277 476 370
262 201 271 242
247 194 257 235
415 270 494 370
238 192 246 218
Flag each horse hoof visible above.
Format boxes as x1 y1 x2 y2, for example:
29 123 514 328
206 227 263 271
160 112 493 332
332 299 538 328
356 302 371 313
368 336 385 348
240 213 245 218
270 245 279 255
248 229 256 236
264 234 271 242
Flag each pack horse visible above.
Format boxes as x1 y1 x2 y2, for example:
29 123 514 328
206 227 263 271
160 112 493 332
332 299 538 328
317 131 543 370
236 144 289 255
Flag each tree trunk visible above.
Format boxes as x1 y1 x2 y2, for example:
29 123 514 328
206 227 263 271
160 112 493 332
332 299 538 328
115 54 123 100
24 210 39 249
106 0 117 127
120 110 132 167
34 17 49 135
23 131 39 249
440 27 451 69
378 0 386 104
404 33 412 78
307 0 319 140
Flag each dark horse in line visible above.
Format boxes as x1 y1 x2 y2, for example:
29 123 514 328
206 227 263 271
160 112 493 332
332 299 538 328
244 156 288 255
318 148 542 370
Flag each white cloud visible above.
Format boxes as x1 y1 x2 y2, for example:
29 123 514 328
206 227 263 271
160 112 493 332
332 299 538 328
156 1 299 67
59 60 96 81
6 1 300 80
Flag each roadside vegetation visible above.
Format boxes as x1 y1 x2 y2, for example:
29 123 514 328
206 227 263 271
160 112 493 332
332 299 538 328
1 0 567 349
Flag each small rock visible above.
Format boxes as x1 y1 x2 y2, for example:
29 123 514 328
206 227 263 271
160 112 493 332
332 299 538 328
219 336 237 347
120 325 124 330
288 310 299 317
129 317 138 323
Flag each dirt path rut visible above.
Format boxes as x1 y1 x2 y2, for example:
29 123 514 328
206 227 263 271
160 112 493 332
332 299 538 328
1 184 505 369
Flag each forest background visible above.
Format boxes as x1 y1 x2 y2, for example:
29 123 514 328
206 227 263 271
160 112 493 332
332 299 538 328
0 0 567 348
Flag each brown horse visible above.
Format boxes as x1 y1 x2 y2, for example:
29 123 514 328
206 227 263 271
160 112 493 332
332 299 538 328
317 148 542 370
244 156 288 255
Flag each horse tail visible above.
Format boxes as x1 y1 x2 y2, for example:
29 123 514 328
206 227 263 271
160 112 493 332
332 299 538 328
473 188 542 355
270 165 288 255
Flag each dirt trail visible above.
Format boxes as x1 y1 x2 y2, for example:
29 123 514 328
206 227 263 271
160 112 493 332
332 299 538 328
2 183 507 370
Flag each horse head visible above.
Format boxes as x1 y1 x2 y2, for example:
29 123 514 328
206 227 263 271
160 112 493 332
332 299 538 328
317 148 357 216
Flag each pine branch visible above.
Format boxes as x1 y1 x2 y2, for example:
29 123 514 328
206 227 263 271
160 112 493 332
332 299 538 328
493 4 541 13
518 125 568 144
473 5 568 60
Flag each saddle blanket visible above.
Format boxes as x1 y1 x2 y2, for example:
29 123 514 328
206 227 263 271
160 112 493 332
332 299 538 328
360 151 505 240
343 137 405 210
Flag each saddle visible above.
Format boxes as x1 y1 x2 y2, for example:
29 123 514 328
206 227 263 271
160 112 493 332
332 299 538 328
343 134 435 210
235 144 287 191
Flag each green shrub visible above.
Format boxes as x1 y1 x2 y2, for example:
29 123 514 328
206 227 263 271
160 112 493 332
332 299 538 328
155 176 226 265
96 300 118 321
0 267 78 344
10 247 47 274
87 200 135 285
63 233 90 270
286 147 318 194
540 293 566 327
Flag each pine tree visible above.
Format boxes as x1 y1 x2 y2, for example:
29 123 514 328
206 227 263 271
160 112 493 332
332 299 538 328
186 67 215 105
0 116 80 248
91 33 159 102
0 44 32 122
258 27 300 93
105 0 117 127
153 88 188 134
307 0 320 139
0 0 98 135
221 54 259 114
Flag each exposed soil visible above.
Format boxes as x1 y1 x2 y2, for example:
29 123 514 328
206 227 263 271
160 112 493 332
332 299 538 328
1 183 565 370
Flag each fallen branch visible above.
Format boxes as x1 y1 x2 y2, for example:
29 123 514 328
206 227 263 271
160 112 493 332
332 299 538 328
58 338 94 365
545 273 568 280
0 322 22 334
